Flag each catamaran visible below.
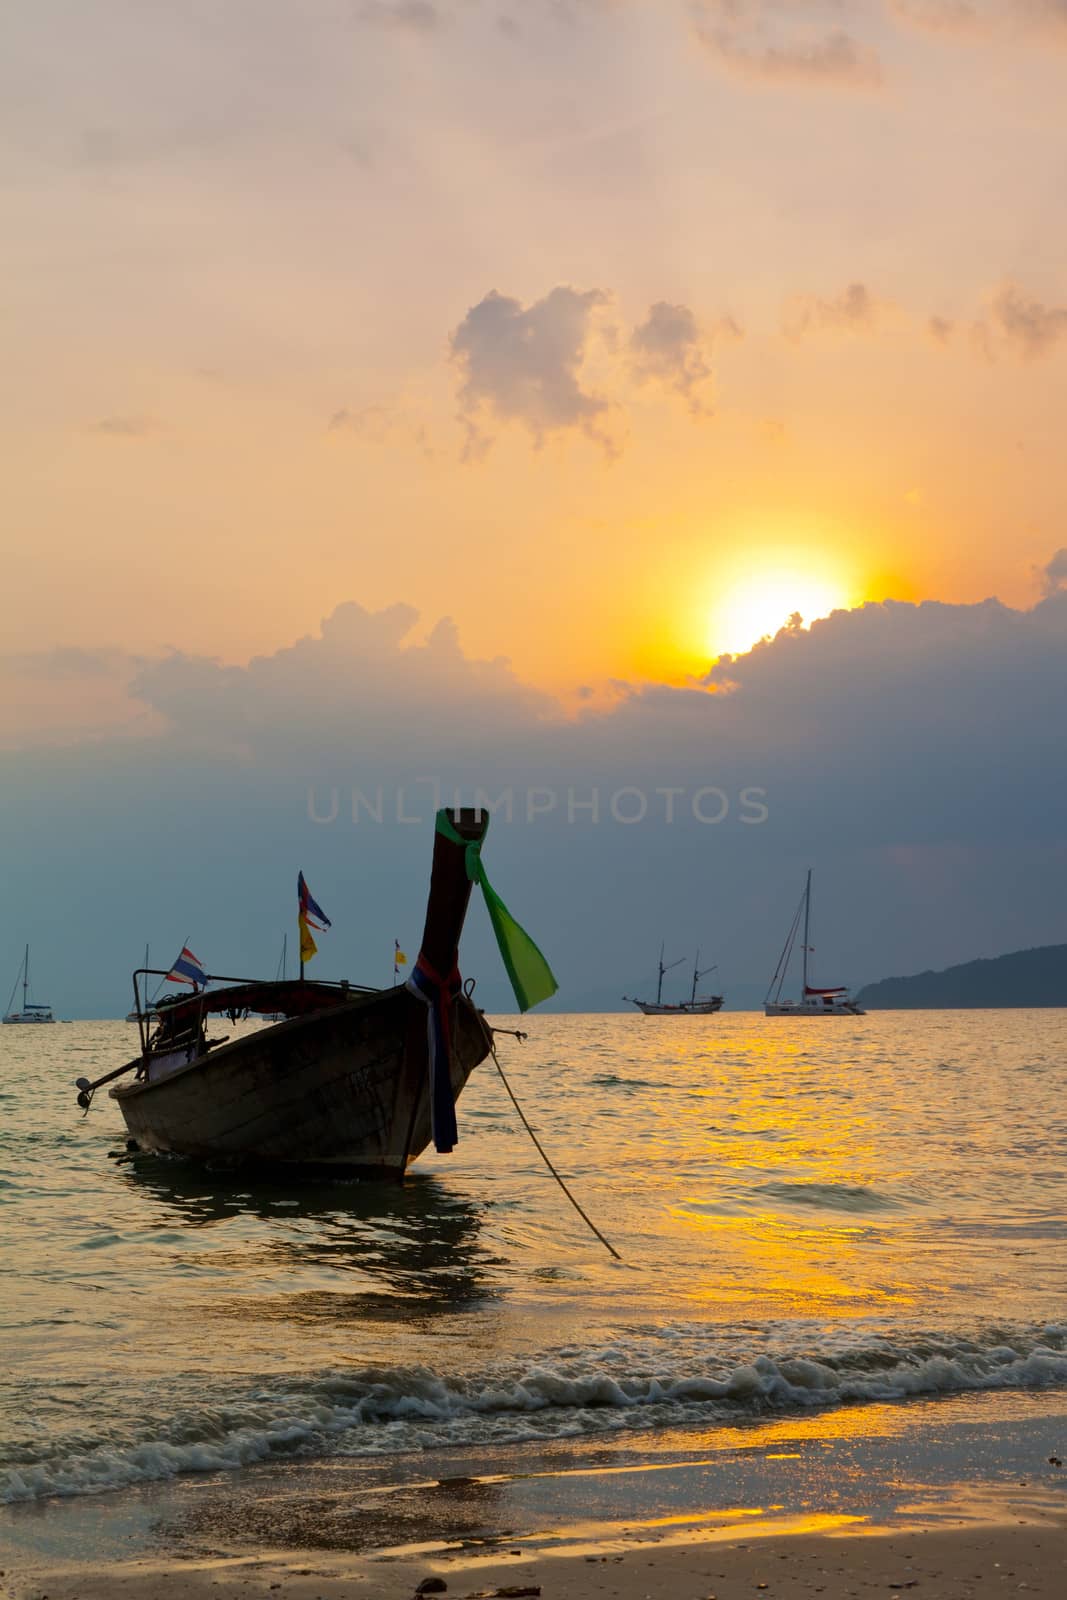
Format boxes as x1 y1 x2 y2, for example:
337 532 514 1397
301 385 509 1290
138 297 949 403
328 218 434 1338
764 869 864 1016
3 945 55 1024
625 945 724 1015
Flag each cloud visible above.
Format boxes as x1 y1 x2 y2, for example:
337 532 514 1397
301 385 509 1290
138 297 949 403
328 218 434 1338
1028 0 1067 31
0 647 159 750
10 588 1067 835
129 600 557 762
628 301 741 416
928 314 954 344
449 286 613 458
357 1 443 30
311 586 1067 861
691 3 884 88
2 645 138 684
974 283 1067 361
888 0 986 34
890 0 1067 40
1040 548 1067 595
6 580 1067 1011
327 405 435 457
87 416 160 438
782 281 881 341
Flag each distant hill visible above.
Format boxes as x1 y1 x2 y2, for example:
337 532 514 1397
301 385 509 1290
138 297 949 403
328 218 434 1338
856 944 1067 1009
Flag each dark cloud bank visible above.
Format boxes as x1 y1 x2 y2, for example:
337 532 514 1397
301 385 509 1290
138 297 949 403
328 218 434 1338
4 563 1067 1013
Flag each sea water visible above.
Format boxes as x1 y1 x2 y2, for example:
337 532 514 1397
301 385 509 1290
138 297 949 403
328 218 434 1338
1 1011 1065 1505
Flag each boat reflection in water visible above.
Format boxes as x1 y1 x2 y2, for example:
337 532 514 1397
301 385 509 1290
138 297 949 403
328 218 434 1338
118 1153 498 1319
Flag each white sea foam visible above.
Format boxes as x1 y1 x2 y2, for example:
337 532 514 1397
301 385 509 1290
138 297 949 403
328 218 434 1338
4 1323 1066 1503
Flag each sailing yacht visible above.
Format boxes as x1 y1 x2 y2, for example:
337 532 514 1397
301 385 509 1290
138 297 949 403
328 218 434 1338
625 946 724 1015
3 945 55 1024
764 870 865 1016
267 934 288 1020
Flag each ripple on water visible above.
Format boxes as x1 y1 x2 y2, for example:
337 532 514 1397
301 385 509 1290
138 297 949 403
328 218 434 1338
751 1181 908 1213
1 1011 1066 1500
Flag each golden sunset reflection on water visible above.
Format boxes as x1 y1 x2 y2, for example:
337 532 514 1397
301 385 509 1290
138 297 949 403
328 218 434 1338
651 1027 917 1316
457 1011 1058 1344
3 1011 1065 1506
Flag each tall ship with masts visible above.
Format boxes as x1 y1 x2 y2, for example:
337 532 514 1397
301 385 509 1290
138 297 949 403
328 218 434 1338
3 945 55 1024
764 869 864 1016
625 945 724 1015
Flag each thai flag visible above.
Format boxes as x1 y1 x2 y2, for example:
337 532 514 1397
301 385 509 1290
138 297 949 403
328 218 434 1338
167 946 207 988
297 872 331 930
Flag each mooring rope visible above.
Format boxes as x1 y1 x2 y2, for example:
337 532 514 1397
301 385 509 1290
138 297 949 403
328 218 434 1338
488 1039 622 1262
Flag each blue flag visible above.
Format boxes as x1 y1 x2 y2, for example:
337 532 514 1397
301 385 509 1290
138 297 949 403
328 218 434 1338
297 871 331 929
167 946 207 988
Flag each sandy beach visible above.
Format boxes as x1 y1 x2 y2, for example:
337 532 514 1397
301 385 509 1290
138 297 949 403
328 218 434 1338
4 1496 1066 1600
4 1393 1066 1600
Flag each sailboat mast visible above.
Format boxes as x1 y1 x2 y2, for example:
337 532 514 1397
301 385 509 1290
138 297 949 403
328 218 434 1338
802 869 812 993
282 934 287 982
657 942 665 1005
691 949 699 1005
23 944 29 1011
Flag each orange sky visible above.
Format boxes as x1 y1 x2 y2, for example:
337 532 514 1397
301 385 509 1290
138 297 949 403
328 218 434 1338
3 1 1066 694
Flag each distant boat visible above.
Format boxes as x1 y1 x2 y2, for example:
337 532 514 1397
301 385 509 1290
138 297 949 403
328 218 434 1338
3 944 56 1024
625 945 724 1015
266 934 288 1021
764 870 865 1016
126 944 150 1021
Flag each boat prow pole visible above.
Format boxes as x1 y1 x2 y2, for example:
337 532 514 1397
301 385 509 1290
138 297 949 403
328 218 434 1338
416 806 490 979
397 807 491 1174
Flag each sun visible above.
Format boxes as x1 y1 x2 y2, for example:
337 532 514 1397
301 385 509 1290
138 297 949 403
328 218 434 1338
709 571 850 659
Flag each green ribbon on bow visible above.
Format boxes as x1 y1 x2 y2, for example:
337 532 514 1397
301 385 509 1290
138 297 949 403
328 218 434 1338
436 810 558 1013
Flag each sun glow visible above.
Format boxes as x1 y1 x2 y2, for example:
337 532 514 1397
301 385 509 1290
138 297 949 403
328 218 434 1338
709 571 852 660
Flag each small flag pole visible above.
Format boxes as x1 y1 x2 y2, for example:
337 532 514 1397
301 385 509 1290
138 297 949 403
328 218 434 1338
168 935 194 991
392 940 408 986
297 871 329 982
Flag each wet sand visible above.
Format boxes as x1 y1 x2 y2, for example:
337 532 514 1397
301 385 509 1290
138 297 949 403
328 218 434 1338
3 1394 1066 1600
3 1508 1066 1600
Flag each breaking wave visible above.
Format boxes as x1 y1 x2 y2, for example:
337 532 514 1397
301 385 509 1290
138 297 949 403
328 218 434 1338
4 1322 1066 1503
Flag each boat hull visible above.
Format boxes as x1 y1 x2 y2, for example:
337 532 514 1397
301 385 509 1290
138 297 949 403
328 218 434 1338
2 1012 55 1024
764 1000 865 1016
629 998 724 1015
110 986 492 1175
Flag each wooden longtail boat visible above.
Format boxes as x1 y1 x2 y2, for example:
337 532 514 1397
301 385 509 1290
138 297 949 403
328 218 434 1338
78 809 494 1176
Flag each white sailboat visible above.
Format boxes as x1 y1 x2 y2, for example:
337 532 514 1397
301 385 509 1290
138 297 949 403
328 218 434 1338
3 945 55 1024
267 934 288 1021
625 945 725 1015
764 870 865 1017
